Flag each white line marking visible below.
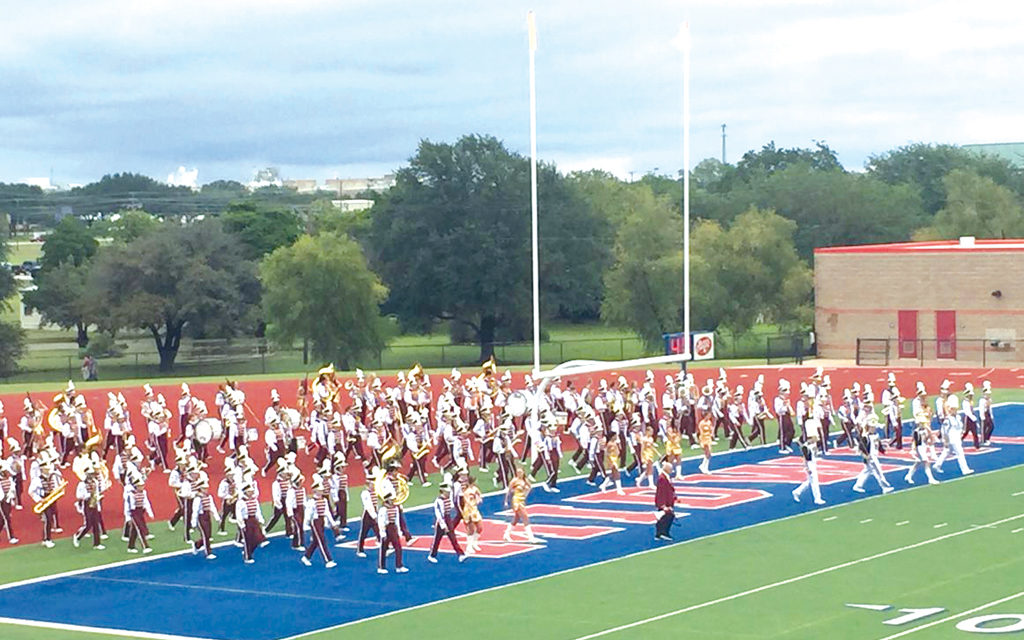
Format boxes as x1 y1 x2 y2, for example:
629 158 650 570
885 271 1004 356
0 616 214 640
933 523 948 529
823 516 837 522
846 603 891 611
1011 491 1024 496
1012 528 1023 534
896 521 910 526
569 512 1024 640
878 590 1024 639
80 575 383 605
860 519 873 524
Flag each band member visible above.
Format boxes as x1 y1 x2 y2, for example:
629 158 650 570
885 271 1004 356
933 396 973 476
124 470 155 553
427 481 466 563
190 471 220 559
141 386 170 471
29 452 63 548
904 414 939 486
961 383 981 449
167 454 196 542
265 459 294 537
177 383 193 444
5 439 25 510
287 472 308 550
852 418 894 495
792 426 825 505
460 475 484 554
0 460 20 544
355 469 380 558
748 383 770 445
236 483 267 564
328 452 350 540
403 411 432 486
72 464 106 549
503 467 542 544
654 461 678 541
531 421 561 493
697 414 714 475
774 380 795 453
376 489 408 574
726 391 750 450
217 459 240 537
301 477 337 568
980 381 995 445
663 421 684 481
635 426 657 488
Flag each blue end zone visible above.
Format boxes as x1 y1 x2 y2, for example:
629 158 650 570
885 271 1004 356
2 406 1023 640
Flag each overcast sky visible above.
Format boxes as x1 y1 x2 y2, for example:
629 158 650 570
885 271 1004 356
2 0 1021 187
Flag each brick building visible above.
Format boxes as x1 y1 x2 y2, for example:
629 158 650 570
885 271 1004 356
814 237 1024 364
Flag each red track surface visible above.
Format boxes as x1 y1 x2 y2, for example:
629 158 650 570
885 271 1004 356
2 365 1021 546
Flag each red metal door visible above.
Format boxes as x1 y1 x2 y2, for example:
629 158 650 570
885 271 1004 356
898 310 918 359
936 310 956 359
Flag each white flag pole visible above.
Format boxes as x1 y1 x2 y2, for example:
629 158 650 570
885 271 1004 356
681 22 691 359
528 11 540 378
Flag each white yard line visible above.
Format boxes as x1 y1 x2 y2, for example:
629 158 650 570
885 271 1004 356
0 617 216 640
877 590 1024 639
570 512 1024 640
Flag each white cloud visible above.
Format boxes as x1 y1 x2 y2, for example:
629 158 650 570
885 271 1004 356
166 166 199 189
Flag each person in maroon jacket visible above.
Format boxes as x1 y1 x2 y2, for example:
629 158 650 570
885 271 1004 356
654 461 678 541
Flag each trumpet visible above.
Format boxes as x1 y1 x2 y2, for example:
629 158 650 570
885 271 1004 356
33 479 68 514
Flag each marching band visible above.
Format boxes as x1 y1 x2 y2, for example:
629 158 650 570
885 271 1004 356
0 362 999 566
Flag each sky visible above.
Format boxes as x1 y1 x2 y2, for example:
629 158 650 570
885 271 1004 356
1 0 1022 188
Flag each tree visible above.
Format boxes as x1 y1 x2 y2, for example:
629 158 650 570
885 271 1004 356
103 209 162 243
866 143 1024 215
913 169 1024 240
260 233 389 368
602 207 812 346
22 261 96 348
87 221 260 371
39 216 98 271
0 222 24 377
308 198 373 241
221 202 302 260
735 141 842 183
756 165 927 259
369 135 610 360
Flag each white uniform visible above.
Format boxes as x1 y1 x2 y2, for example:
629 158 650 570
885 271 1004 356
792 440 824 504
933 413 972 475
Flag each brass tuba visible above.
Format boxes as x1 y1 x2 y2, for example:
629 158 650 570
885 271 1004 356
373 472 410 505
33 479 68 514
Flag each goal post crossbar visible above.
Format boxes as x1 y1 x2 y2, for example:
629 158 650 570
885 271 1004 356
532 352 692 380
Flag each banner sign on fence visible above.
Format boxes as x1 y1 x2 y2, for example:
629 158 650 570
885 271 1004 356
662 332 714 361
692 331 715 360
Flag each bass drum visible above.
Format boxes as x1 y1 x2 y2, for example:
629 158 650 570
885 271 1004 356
194 418 223 445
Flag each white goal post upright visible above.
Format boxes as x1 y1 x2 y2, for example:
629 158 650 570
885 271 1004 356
528 15 692 382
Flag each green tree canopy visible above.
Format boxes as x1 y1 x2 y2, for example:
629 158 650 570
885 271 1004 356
735 141 842 183
87 221 260 370
22 261 97 347
913 169 1024 240
102 209 163 243
369 135 610 360
39 216 99 271
260 233 389 368
221 202 302 260
0 223 24 376
866 143 1024 215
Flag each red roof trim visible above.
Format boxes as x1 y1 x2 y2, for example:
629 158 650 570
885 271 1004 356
814 239 1024 255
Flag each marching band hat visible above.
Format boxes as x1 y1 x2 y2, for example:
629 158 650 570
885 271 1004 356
964 382 975 394
983 380 992 394
718 367 727 380
270 389 280 403
778 378 791 392
6 437 20 452
822 375 831 390
916 381 926 396
23 398 33 412
181 382 190 395
143 383 154 396
439 480 452 492
887 372 896 385
940 379 952 392
811 366 823 381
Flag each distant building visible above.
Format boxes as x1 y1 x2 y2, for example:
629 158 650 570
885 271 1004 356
962 142 1024 168
815 237 1024 364
330 199 374 213
325 174 396 197
283 179 318 194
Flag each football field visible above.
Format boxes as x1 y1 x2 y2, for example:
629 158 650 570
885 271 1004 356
1 404 1023 640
